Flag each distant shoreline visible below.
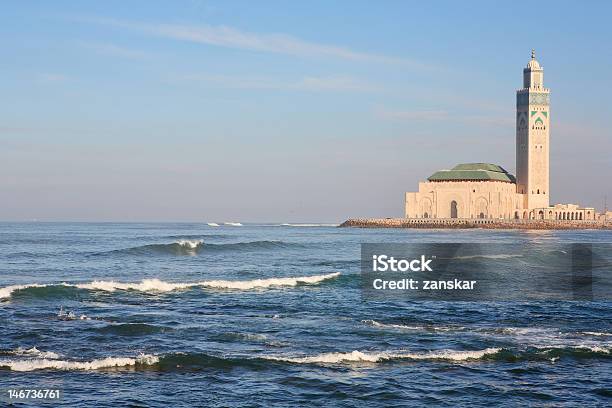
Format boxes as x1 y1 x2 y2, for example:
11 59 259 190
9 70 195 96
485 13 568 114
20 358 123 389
339 218 612 230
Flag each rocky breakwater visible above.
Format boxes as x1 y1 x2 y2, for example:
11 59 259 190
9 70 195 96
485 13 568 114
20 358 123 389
339 218 612 230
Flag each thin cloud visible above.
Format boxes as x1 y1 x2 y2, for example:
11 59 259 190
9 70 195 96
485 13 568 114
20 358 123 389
79 17 429 68
39 73 69 82
178 74 380 92
375 108 450 121
80 42 149 59
294 76 380 92
375 107 512 126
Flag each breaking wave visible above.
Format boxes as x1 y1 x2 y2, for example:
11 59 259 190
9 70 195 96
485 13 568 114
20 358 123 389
0 272 341 300
0 347 61 360
364 320 612 338
263 348 501 364
581 331 612 337
94 239 303 256
93 239 205 256
362 320 463 332
0 353 158 372
2 344 609 372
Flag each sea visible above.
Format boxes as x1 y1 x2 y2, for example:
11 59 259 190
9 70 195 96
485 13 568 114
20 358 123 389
0 222 610 407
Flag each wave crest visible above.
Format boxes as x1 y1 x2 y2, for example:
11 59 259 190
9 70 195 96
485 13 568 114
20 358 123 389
1 353 158 372
0 273 341 300
362 320 462 332
2 344 608 372
96 239 303 257
263 348 501 364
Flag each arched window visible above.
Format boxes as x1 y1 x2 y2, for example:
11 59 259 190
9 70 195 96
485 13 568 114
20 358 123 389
579 213 583 220
539 210 544 219
562 213 566 220
514 211 519 219
450 201 458 219
571 213 574 220
423 212 429 219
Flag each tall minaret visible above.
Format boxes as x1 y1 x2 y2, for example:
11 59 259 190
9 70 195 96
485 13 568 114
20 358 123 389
516 50 550 209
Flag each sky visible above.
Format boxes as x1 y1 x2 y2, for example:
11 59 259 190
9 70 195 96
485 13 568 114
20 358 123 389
1 0 611 222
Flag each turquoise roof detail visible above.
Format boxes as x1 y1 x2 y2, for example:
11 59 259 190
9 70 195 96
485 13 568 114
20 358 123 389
427 163 516 183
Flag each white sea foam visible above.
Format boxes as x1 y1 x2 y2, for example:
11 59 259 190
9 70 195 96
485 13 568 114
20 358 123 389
199 272 340 290
569 345 611 353
224 222 243 226
362 320 422 330
0 283 47 300
175 239 204 249
10 347 61 360
1 353 158 372
230 332 268 342
581 331 611 337
362 320 462 332
207 223 220 227
264 348 500 364
57 307 93 321
75 279 193 292
0 273 341 299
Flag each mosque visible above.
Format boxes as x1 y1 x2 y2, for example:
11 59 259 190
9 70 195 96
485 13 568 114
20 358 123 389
405 51 597 221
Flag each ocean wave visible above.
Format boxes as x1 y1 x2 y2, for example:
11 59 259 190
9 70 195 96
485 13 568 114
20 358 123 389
0 353 158 372
492 345 612 363
93 239 205 256
223 222 243 226
581 331 612 337
2 344 608 372
362 320 463 332
94 323 170 336
1 347 61 360
160 234 226 240
213 332 269 343
0 273 341 300
207 223 219 227
0 283 47 300
95 239 302 257
363 322 612 350
203 240 302 252
198 272 340 290
263 348 501 364
0 348 496 372
265 345 612 365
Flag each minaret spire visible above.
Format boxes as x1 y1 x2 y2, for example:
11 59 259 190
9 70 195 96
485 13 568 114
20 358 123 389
516 51 550 210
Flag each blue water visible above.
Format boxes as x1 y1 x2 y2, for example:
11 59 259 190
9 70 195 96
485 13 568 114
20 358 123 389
0 223 610 407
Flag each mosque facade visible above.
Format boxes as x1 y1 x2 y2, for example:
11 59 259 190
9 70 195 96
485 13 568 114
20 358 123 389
405 51 597 221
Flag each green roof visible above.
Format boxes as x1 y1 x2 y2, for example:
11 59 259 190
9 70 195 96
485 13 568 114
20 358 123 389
428 163 516 183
